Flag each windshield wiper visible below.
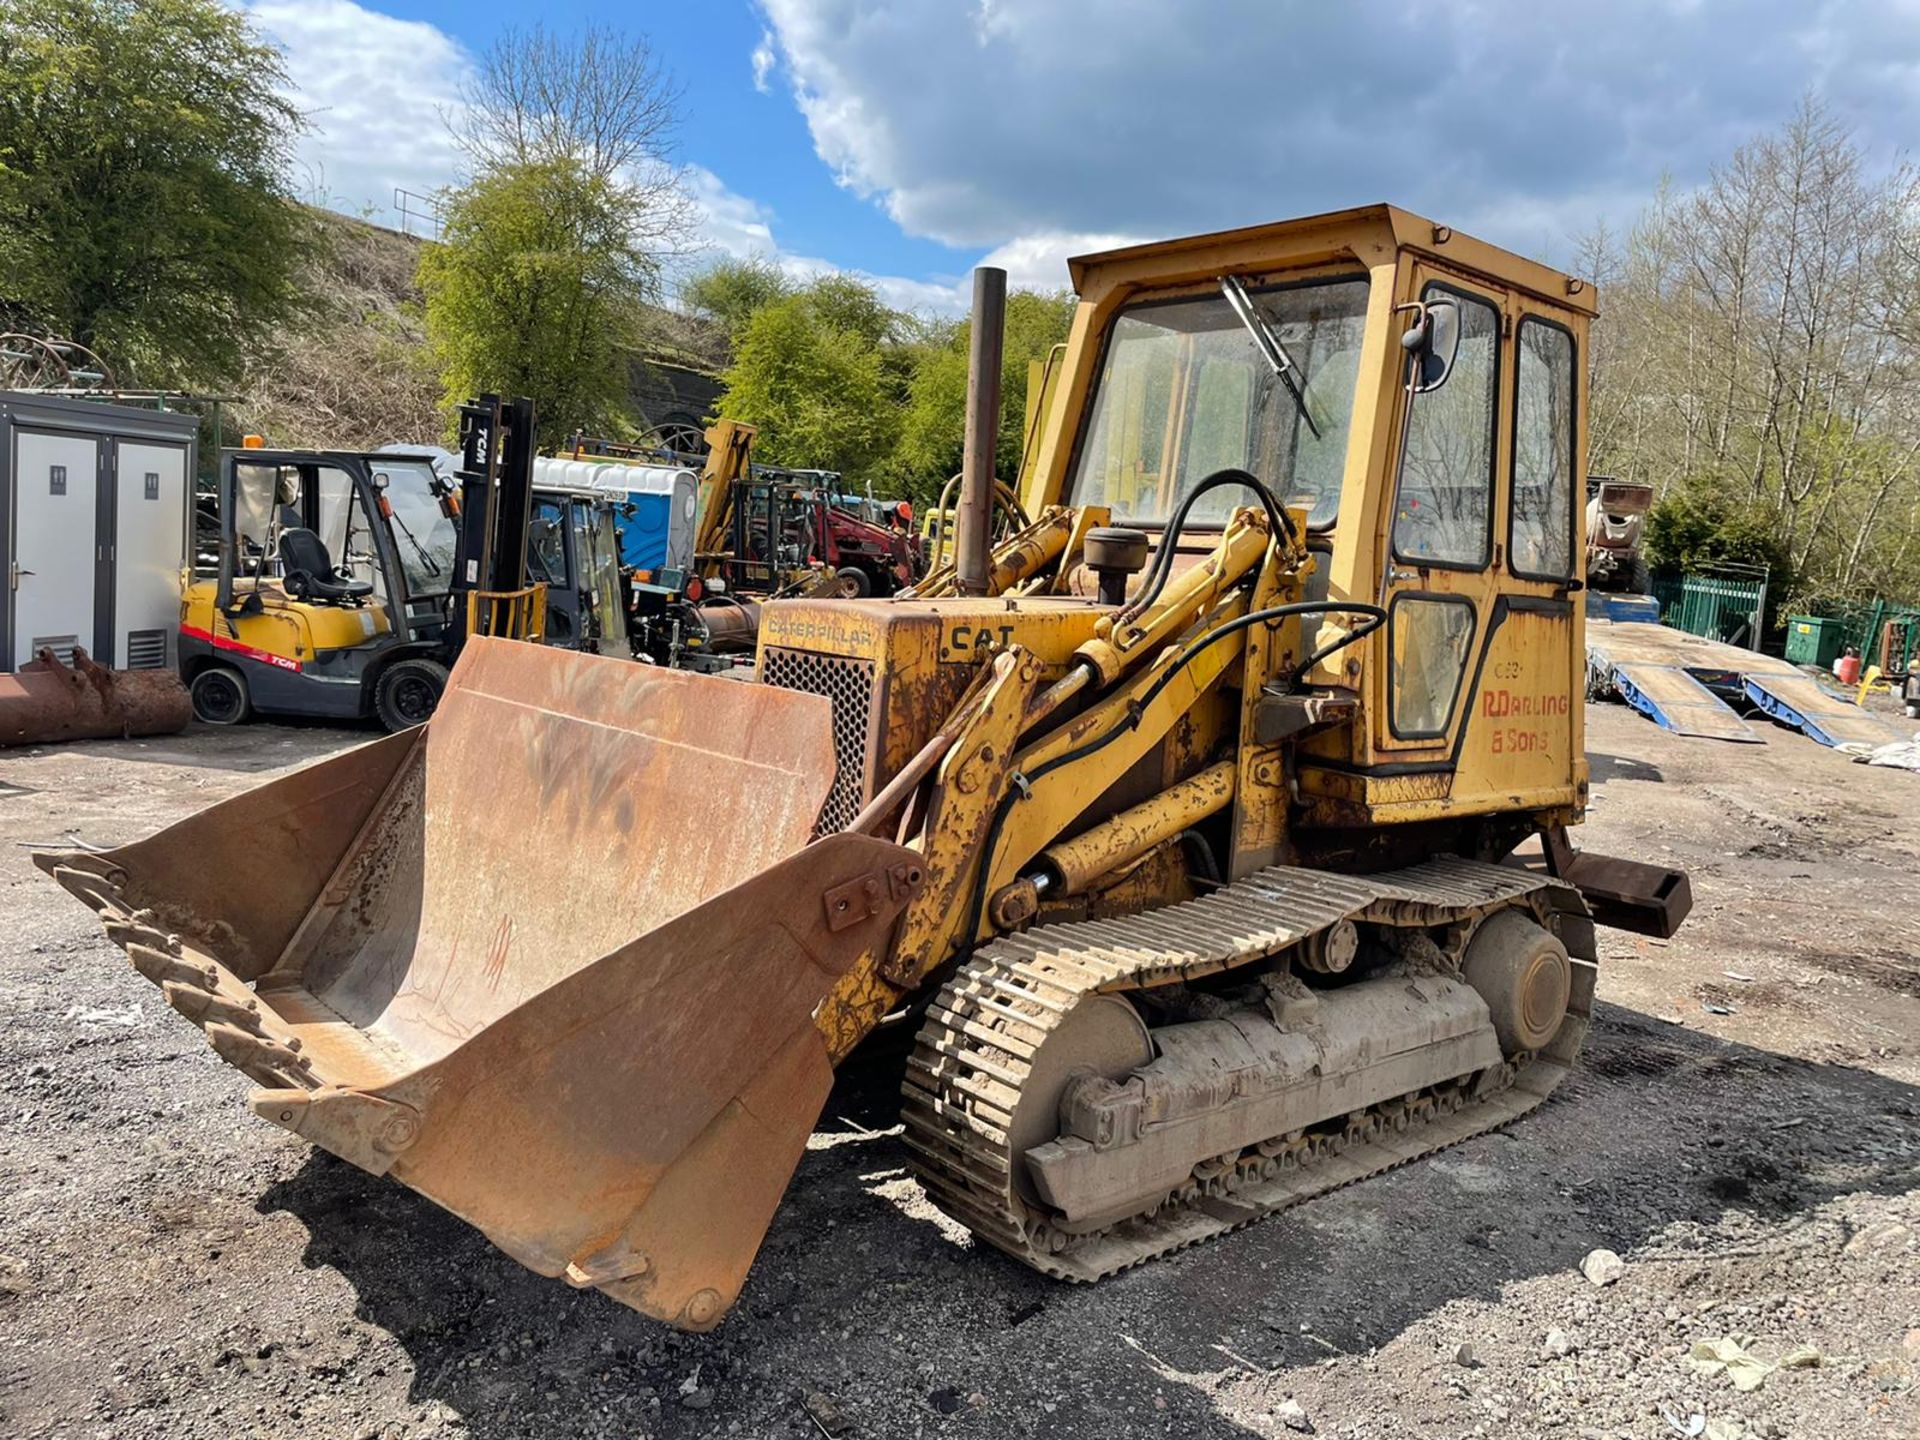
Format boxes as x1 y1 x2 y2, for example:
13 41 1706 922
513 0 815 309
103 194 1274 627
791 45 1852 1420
388 506 443 579
1220 275 1321 440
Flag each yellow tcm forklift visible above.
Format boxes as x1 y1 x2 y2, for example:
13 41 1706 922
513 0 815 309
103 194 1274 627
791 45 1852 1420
182 396 621 730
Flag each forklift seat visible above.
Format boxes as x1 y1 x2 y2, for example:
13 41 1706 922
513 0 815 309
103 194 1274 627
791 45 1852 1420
279 527 374 603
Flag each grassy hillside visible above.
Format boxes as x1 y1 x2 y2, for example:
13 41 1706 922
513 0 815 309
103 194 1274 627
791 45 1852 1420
235 210 443 449
233 208 727 452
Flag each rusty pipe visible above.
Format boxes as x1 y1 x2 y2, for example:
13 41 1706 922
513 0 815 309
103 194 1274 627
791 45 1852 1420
956 266 1007 596
845 730 958 837
0 648 191 747
696 598 762 651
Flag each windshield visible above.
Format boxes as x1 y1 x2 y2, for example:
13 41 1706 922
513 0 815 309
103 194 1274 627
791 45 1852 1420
377 460 458 597
1066 276 1369 527
573 500 627 645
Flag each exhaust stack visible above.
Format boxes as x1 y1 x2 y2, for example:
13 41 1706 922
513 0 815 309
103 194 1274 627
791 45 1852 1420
956 265 1007 595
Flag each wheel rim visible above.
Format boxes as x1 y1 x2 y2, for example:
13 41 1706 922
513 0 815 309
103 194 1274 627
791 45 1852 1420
391 675 438 725
195 675 242 724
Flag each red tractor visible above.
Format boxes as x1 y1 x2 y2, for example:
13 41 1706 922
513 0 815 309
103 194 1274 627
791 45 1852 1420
726 470 921 597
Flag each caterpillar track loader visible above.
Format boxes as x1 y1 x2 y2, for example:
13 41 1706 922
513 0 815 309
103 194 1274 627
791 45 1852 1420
39 205 1690 1332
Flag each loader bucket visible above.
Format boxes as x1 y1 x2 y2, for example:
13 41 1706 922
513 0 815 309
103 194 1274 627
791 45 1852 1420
1 646 191 747
37 637 922 1330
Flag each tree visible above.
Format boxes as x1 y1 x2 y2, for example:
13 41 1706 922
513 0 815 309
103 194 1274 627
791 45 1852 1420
420 158 655 446
894 290 1076 499
0 0 308 387
1584 98 1920 615
451 23 690 257
424 22 692 444
682 257 792 342
715 278 901 481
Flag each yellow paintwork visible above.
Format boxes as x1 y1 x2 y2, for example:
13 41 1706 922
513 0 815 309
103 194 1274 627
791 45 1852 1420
787 204 1601 1060
692 419 756 567
466 583 549 644
182 579 391 661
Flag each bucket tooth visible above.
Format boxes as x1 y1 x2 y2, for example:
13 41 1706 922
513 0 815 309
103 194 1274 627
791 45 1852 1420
206 1023 314 1086
160 981 264 1033
47 860 128 915
126 943 218 992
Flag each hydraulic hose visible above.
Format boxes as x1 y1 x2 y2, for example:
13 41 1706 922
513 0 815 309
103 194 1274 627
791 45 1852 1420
1115 468 1300 627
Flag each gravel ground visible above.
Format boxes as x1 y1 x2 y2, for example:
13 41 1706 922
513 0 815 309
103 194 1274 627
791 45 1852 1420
1 702 1916 1440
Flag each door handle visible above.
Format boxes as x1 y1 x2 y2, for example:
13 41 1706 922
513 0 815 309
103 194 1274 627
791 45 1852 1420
1386 567 1420 585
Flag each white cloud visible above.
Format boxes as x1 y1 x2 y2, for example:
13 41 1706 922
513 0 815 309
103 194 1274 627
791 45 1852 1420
250 0 978 311
751 29 778 94
975 230 1144 293
678 166 974 314
683 165 780 259
248 0 472 225
756 0 1920 257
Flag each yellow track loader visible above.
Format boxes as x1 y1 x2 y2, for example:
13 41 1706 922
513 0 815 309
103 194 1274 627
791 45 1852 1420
40 205 1689 1332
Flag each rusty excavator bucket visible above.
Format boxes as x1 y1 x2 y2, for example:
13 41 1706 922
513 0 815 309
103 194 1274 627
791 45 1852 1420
37 638 920 1330
1 646 191 747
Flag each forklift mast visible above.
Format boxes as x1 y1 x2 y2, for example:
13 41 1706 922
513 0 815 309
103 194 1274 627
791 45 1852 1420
445 391 537 645
452 395 539 634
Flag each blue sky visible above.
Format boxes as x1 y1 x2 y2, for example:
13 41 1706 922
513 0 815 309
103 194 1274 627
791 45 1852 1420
346 0 969 285
248 1 1920 313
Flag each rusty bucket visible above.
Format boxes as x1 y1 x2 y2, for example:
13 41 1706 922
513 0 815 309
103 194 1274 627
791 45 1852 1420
38 637 918 1329
1 647 191 746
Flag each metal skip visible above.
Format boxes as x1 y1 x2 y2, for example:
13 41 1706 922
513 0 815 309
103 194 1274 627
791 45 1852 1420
36 637 923 1330
1 647 191 746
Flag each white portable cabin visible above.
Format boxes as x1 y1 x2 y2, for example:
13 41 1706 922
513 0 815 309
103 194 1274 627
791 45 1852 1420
532 456 700 573
1 392 197 673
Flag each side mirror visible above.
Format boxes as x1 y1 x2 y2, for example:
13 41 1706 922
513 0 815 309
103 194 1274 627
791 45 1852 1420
1400 298 1462 393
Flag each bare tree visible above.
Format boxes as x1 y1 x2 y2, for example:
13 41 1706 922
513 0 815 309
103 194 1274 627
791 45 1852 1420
446 23 695 274
1585 97 1920 611
454 24 681 180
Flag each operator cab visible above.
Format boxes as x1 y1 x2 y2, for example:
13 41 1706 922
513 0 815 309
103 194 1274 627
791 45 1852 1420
525 483 630 653
1033 205 1591 811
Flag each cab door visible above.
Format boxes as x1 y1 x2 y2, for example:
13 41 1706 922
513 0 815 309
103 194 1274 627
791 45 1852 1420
1373 268 1506 761
1452 308 1583 807
1370 263 1584 813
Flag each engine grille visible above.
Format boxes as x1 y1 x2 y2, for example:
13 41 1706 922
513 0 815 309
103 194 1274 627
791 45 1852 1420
761 647 876 834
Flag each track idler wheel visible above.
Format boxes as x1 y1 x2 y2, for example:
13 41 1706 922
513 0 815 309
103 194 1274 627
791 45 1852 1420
1462 910 1571 1055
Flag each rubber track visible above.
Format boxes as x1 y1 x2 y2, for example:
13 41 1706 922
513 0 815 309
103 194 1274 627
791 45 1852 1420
900 858 1595 1281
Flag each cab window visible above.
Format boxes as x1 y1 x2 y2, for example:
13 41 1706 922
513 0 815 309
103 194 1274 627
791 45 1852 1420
1066 276 1369 528
1510 318 1576 579
1393 285 1498 569
1389 594 1476 738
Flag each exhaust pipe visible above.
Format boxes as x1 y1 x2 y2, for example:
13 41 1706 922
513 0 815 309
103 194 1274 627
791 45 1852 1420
956 266 1007 596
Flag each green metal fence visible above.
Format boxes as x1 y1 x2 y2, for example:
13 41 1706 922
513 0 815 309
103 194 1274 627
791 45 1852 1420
1814 598 1920 667
1656 573 1766 646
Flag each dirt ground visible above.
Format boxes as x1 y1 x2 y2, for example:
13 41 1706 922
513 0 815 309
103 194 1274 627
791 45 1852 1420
1 699 1916 1440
